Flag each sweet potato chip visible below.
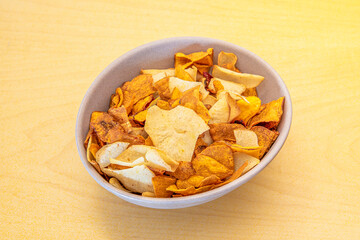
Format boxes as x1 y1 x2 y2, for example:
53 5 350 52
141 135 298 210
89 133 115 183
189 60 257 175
192 154 233 180
218 51 240 72
133 110 148 124
144 136 154 146
234 96 261 125
175 48 214 74
251 126 279 158
132 95 153 115
230 144 261 158
199 175 221 187
193 137 208 157
153 77 171 99
156 99 172 110
214 161 248 188
212 65 264 88
168 77 209 100
176 175 204 189
175 65 194 82
234 129 259 147
109 87 124 108
248 97 284 129
86 135 103 175
199 144 234 170
121 74 155 114
152 176 177 198
179 86 210 123
108 106 132 133
209 123 245 143
170 161 196 180
166 185 196 196
170 87 182 100
242 87 258 97
233 152 260 174
144 105 209 163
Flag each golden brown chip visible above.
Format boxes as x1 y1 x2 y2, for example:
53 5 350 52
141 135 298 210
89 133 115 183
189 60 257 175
234 96 261 125
248 97 284 129
90 111 144 145
176 179 194 189
209 123 245 142
199 144 234 170
107 163 131 170
234 129 259 147
198 175 221 187
152 176 177 198
170 161 196 180
218 51 240 72
121 74 155 113
179 86 210 123
166 185 196 196
133 110 148 124
86 135 103 175
108 106 132 133
157 99 172 110
242 87 258 97
251 126 279 158
175 64 194 82
153 77 171 99
175 48 214 74
214 161 248 188
192 154 233 180
109 87 124 108
225 92 241 122
144 136 154 146
230 144 261 158
213 80 224 93
132 95 153 115
170 87 182 100
193 137 208 157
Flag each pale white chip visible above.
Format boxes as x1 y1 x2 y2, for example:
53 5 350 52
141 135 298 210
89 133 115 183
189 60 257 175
208 77 246 96
144 105 209 162
95 142 130 168
234 129 259 147
141 68 175 76
212 65 264 88
168 77 209 99
184 66 197 81
233 152 260 174
202 94 218 108
103 165 155 193
110 156 145 167
208 95 230 124
145 148 178 172
109 177 130 192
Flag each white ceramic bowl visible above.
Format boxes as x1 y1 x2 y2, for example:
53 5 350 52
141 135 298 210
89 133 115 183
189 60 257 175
75 37 292 209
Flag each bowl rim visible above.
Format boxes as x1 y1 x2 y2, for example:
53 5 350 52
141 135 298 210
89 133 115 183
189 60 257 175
75 36 292 208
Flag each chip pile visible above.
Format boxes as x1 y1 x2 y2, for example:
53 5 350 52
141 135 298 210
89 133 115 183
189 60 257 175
84 49 284 197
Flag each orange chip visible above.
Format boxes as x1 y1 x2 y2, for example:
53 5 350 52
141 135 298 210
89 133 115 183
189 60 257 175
86 135 103 175
90 111 145 145
242 87 258 97
213 80 224 93
248 97 284 129
214 161 248 188
108 106 132 133
179 86 210 123
132 95 153 115
144 136 154 146
152 176 176 198
199 144 234 170
175 64 194 82
175 48 214 74
198 175 221 187
251 126 279 158
153 77 171 99
234 96 261 125
209 123 245 142
230 144 261 158
109 94 119 108
218 51 240 72
170 161 195 180
170 87 182 100
109 87 124 108
133 110 148 124
192 154 233 180
121 74 155 113
166 185 196 196
193 137 208 157
225 92 241 122
157 99 172 110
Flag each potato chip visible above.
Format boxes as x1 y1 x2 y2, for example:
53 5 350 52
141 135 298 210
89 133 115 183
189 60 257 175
234 129 259 147
202 95 217 108
212 65 264 88
152 176 177 198
248 97 284 129
111 145 147 165
169 161 195 180
208 78 246 96
174 48 214 74
121 74 155 114
132 95 153 115
144 106 209 163
208 95 229 124
140 68 175 76
109 177 130 192
175 64 194 82
242 87 258 97
234 96 261 125
251 126 279 158
145 148 179 172
107 164 131 170
209 123 245 143
185 66 198 80
192 154 233 180
179 86 210 123
108 106 132 133
86 135 103 175
142 191 156 197
225 92 241 122
199 144 234 170
110 156 145 167
218 51 240 72
233 152 260 174
144 136 154 146
103 165 155 193
168 77 209 100
153 77 172 99
95 141 130 168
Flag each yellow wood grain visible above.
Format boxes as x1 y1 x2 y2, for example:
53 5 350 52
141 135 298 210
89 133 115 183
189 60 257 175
0 0 359 239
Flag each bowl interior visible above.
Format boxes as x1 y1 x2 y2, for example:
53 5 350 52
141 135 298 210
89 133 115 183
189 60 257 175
76 37 292 209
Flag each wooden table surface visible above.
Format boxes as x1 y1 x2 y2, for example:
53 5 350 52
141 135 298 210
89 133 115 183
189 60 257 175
1 0 359 239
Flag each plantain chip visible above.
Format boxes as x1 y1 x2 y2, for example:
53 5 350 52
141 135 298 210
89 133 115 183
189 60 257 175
152 175 177 198
218 51 240 72
248 97 284 129
251 126 279 158
209 123 245 143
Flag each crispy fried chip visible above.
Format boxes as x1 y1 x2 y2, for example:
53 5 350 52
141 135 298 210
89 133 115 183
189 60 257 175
230 144 261 158
130 127 148 138
208 95 229 124
175 48 214 74
212 65 264 88
179 86 210 123
175 65 194 81
153 77 171 99
140 68 175 76
90 112 145 145
86 135 103 175
176 175 205 189
248 97 284 129
166 185 196 196
109 87 124 108
234 129 259 147
170 87 182 100
96 141 130 168
109 177 130 192
133 110 148 124
168 77 209 100
170 161 196 180
108 106 132 133
218 51 240 72
121 74 155 114
202 95 217 109
214 161 248 188
192 154 233 180
208 78 246 96
225 92 241 122
242 87 258 97
144 136 154 146
144 106 209 163
209 123 245 143
199 175 221 187
156 99 172 110
193 136 208 157
251 126 279 158
233 152 260 174
235 96 261 125
152 176 177 198
132 95 153 115
199 144 234 170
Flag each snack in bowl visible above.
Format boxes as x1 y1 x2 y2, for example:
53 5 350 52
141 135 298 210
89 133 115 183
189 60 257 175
83 48 284 198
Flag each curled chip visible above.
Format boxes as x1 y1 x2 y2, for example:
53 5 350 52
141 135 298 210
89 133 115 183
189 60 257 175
234 129 259 147
168 77 209 100
218 51 240 72
86 135 103 175
192 154 233 180
208 92 241 124
208 78 246 97
230 144 261 159
209 123 245 143
108 106 132 133
175 48 214 74
140 68 175 76
179 86 210 123
214 161 248 188
248 97 284 129
251 126 279 158
144 105 209 163
175 65 195 82
132 95 153 115
157 99 172 110
242 87 258 97
170 161 196 180
90 112 145 145
235 96 261 125
109 177 130 192
133 110 148 124
202 95 217 108
152 175 177 198
193 137 208 157
153 77 172 99
233 152 260 175
200 144 234 170
212 65 264 88
121 74 155 114
109 87 124 108
95 141 130 168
